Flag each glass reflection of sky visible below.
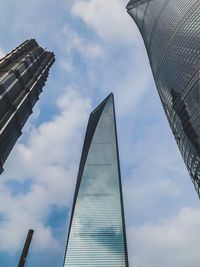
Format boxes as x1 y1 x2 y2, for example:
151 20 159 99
127 0 200 196
64 97 127 266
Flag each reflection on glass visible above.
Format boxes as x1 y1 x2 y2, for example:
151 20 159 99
127 0 200 196
64 94 128 267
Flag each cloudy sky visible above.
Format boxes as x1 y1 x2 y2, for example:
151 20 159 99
0 1 200 267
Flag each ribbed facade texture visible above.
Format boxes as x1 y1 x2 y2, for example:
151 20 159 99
63 94 129 267
0 39 55 173
127 0 200 196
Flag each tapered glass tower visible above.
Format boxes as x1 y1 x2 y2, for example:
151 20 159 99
127 0 200 196
0 39 55 173
63 94 129 267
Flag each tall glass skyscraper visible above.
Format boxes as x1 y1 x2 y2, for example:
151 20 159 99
0 39 55 173
63 94 129 267
127 0 200 196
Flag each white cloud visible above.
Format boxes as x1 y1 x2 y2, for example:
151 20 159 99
69 0 153 116
0 88 91 252
121 108 193 224
128 207 200 267
57 25 103 59
114 51 153 115
58 1 152 118
83 39 153 116
59 59 73 72
71 32 102 58
71 0 139 45
56 25 103 74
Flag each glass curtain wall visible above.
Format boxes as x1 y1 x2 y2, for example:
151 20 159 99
127 0 200 197
63 94 129 267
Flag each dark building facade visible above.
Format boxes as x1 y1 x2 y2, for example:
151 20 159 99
63 94 129 267
0 39 55 173
127 0 200 196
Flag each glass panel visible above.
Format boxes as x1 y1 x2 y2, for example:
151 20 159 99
64 96 127 267
127 0 200 196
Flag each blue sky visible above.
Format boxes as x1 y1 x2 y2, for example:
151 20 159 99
0 1 200 267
